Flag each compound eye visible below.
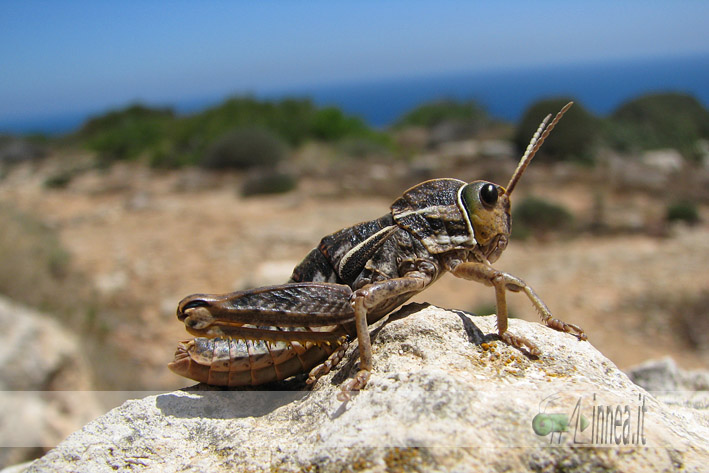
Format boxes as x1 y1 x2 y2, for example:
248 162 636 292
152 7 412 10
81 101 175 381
479 183 498 207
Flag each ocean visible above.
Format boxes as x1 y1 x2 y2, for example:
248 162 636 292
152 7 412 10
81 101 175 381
3 54 709 135
292 54 709 127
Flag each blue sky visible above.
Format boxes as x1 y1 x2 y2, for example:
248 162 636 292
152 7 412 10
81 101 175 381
1 1 708 125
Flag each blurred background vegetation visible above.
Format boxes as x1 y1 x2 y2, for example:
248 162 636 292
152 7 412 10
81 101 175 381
4 89 708 229
18 90 703 209
1 89 708 392
73 97 391 169
4 89 708 251
38 91 706 171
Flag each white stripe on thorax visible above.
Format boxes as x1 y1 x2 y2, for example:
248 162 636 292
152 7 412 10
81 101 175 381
394 205 456 220
337 225 398 277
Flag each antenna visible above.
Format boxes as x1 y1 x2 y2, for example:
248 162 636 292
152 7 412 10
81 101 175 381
505 101 573 195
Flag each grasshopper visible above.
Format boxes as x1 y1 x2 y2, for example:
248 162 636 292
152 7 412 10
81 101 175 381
169 102 586 400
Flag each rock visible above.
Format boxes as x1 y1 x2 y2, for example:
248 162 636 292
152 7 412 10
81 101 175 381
641 149 684 173
627 357 709 392
606 153 669 190
124 191 152 211
698 139 709 168
479 139 514 159
429 120 475 146
0 137 46 164
392 126 429 151
628 357 679 392
437 139 479 159
0 296 102 469
626 357 709 435
22 304 709 472
94 270 129 295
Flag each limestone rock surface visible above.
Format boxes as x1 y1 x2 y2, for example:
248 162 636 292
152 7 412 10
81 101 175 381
21 304 709 472
627 356 709 392
0 296 101 469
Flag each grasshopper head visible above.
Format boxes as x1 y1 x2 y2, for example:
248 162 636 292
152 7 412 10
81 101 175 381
459 181 510 263
458 101 574 263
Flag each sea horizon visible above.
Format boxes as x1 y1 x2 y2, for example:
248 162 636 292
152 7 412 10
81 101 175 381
2 53 708 136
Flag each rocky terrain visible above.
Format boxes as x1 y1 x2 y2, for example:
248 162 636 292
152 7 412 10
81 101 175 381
0 296 102 468
17 306 709 472
1 149 708 469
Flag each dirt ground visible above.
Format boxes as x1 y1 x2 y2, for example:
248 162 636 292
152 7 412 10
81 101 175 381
1 158 708 391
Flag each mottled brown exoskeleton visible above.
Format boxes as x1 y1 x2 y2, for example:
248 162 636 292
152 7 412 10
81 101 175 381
169 102 586 400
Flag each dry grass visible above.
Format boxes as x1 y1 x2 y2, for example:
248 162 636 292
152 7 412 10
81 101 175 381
0 204 82 315
669 291 709 352
0 204 145 389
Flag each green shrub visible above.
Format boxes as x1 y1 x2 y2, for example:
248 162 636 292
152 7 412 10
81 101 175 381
77 97 384 167
80 104 174 162
394 99 489 130
71 95 395 169
309 107 370 141
148 144 178 168
202 127 287 169
514 98 601 165
80 104 173 135
44 169 76 189
174 97 314 150
607 93 709 161
512 196 574 238
666 200 700 225
241 170 297 196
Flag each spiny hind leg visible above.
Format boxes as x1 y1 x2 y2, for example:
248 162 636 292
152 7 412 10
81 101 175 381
306 336 350 386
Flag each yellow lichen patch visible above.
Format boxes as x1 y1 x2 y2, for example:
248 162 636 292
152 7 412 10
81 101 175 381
350 456 374 471
480 341 498 353
383 447 425 472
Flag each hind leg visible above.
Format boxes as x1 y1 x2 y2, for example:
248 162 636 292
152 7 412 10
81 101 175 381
338 275 432 401
306 336 350 385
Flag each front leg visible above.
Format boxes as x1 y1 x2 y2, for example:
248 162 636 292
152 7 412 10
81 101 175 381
450 261 586 355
